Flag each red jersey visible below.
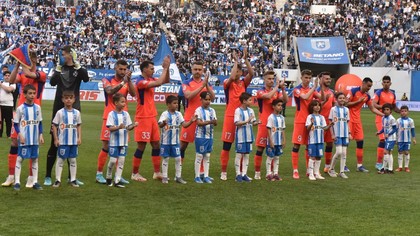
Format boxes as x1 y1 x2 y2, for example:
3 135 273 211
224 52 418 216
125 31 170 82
256 88 284 125
102 76 130 119
224 78 250 117
373 89 396 123
293 84 319 124
347 87 372 123
317 87 335 120
17 71 47 106
135 75 158 119
182 77 210 118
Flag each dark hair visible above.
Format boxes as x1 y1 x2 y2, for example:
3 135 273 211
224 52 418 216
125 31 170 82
301 69 313 76
308 100 322 114
140 60 154 72
363 77 373 83
239 92 252 103
263 70 275 78
400 105 409 111
382 75 391 82
115 59 128 67
23 84 36 94
3 71 10 76
2 65 8 69
335 92 345 99
382 103 392 112
318 71 331 77
200 91 211 99
272 98 283 106
166 95 178 104
62 90 75 97
112 93 125 104
61 45 74 53
192 61 204 66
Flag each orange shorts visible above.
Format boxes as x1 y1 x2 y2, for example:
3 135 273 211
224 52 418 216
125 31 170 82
376 121 384 140
221 116 235 143
255 124 268 148
292 123 308 145
100 119 110 141
10 125 18 139
349 121 364 140
134 117 160 142
180 121 198 143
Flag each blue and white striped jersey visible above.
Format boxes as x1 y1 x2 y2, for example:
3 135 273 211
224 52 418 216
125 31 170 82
106 110 133 147
266 113 285 146
382 115 397 141
328 106 350 138
158 110 184 145
14 103 43 146
195 106 217 139
396 117 415 143
52 108 81 145
234 107 256 144
306 114 326 144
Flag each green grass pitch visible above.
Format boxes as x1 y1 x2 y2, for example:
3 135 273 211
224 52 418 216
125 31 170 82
0 100 419 235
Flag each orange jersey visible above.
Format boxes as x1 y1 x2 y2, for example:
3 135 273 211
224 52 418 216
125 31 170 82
224 78 250 116
182 78 210 118
293 84 319 124
102 76 130 119
17 71 47 106
256 88 284 125
135 75 158 119
373 89 396 123
347 87 372 123
317 87 335 120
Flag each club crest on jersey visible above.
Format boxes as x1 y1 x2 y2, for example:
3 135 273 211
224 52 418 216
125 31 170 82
73 71 78 77
21 120 27 127
295 89 301 95
60 123 66 130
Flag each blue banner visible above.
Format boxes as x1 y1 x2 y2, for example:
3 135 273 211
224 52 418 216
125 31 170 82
297 37 350 64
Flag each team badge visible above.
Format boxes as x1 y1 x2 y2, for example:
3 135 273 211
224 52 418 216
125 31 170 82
311 39 330 51
121 147 126 155
22 148 27 156
73 71 78 77
60 148 66 156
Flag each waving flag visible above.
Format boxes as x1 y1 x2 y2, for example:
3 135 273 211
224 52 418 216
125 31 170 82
9 44 35 69
152 32 181 82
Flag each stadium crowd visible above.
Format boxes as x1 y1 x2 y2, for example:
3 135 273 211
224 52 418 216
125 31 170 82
0 0 419 73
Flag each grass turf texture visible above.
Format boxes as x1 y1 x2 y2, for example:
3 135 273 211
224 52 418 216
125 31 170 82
0 100 419 235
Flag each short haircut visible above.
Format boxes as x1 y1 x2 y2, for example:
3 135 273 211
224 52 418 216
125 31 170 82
239 92 252 103
140 60 154 72
308 100 322 114
62 90 75 97
200 91 211 99
382 103 392 111
335 92 345 99
62 45 74 53
2 65 8 69
400 105 409 111
112 93 125 104
23 84 36 94
192 61 204 66
115 59 128 67
3 71 10 76
272 98 283 106
301 69 313 76
363 77 373 83
382 75 391 82
263 70 275 78
166 95 178 104
318 71 330 77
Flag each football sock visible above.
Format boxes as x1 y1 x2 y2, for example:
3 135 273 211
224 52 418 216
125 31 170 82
340 146 347 173
314 159 321 176
220 150 229 172
161 157 169 178
8 152 17 175
200 161 205 174
398 153 403 168
266 157 273 176
203 154 210 178
405 154 410 168
69 158 77 182
331 146 341 170
305 149 309 169
31 158 38 184
152 149 161 173
56 157 64 182
175 156 182 178
195 153 203 178
307 159 314 177
242 154 249 176
132 149 143 174
254 154 262 172
115 156 125 183
15 156 23 184
388 154 394 171
273 157 279 175
107 157 116 179
292 148 299 170
235 153 242 175
325 146 332 166
356 148 363 166
377 147 384 164
97 148 108 173
383 154 389 170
